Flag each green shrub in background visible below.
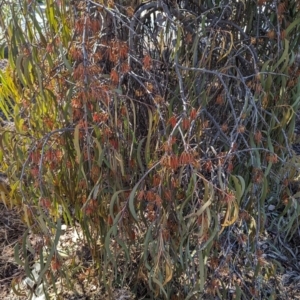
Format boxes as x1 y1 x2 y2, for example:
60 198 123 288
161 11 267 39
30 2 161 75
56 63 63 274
1 0 300 299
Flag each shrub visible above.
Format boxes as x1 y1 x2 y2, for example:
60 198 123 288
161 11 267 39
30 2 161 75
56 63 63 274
1 0 300 299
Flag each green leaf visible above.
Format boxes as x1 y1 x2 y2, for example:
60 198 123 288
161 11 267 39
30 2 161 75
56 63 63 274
231 175 245 204
273 39 289 71
286 17 300 35
37 219 62 286
198 250 205 292
151 274 168 299
128 182 140 222
74 124 81 162
109 189 127 220
59 43 72 72
15 55 27 86
14 242 25 267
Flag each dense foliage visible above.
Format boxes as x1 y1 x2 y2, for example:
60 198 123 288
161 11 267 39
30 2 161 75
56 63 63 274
1 0 300 299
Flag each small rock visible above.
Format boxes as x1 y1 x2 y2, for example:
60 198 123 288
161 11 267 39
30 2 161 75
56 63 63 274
268 204 275 211
61 224 67 231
